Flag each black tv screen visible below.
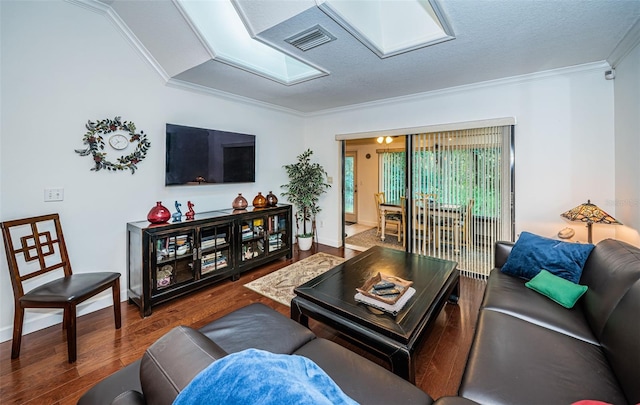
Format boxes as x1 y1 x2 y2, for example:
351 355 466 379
165 124 256 185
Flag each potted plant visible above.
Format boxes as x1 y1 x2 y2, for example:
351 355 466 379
281 149 331 251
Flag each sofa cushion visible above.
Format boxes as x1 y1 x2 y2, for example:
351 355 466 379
500 231 594 283
599 279 640 404
579 239 640 340
459 310 627 405
481 269 598 344
525 269 588 308
140 326 228 405
199 302 316 354
294 338 433 405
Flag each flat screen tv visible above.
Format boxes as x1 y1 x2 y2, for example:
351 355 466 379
165 123 256 186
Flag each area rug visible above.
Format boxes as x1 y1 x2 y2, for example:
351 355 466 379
345 227 404 252
244 253 346 306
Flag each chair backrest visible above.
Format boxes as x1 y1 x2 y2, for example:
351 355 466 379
1 213 72 299
463 200 475 233
414 196 431 229
420 193 437 202
374 192 385 206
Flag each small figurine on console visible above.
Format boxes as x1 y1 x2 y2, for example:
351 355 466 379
186 201 195 220
172 201 182 222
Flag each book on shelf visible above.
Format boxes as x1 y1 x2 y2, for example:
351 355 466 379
268 215 280 233
201 237 227 249
201 251 228 274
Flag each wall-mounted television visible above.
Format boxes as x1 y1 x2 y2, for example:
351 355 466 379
165 123 256 186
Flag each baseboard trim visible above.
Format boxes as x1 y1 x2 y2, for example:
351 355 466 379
0 289 126 343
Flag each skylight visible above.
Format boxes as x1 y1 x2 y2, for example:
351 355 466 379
174 0 325 85
317 0 454 58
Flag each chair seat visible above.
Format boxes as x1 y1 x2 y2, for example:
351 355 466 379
385 213 402 221
20 272 120 304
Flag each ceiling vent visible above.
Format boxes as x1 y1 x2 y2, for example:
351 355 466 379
285 25 336 51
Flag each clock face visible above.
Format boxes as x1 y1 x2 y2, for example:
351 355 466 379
109 134 129 150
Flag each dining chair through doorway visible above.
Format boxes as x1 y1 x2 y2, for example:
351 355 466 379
439 199 475 252
1 213 121 363
375 192 404 243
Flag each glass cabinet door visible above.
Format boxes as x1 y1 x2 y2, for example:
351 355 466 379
266 212 288 253
153 230 196 292
240 217 266 263
199 223 232 277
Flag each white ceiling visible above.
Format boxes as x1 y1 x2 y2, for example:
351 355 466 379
97 0 640 114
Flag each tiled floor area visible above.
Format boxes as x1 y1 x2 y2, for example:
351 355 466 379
345 223 373 237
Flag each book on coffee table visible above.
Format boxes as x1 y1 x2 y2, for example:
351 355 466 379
355 287 416 316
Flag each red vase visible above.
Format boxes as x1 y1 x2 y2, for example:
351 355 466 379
147 201 171 224
253 192 267 208
266 191 278 207
232 193 248 209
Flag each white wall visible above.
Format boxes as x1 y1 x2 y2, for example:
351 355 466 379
306 65 628 248
0 0 304 341
614 41 640 246
2 0 638 344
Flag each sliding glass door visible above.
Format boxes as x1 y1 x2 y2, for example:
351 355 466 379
409 126 513 278
339 119 514 279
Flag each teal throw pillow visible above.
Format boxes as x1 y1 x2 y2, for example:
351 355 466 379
525 269 588 309
500 232 594 283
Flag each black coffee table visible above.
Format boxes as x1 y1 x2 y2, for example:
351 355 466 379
291 245 459 383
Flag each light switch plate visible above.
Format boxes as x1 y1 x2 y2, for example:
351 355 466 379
44 188 64 202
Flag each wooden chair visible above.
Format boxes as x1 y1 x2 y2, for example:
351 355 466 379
438 200 475 252
1 213 121 363
375 192 403 243
414 196 438 251
374 192 386 235
418 193 438 202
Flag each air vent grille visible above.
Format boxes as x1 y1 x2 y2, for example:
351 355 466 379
286 25 336 51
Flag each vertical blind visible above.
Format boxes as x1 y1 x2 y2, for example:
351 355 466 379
409 126 512 278
379 149 406 203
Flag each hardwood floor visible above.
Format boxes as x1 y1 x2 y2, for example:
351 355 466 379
0 244 486 405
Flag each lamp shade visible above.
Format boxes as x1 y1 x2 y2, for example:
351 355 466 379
560 200 621 225
560 200 621 243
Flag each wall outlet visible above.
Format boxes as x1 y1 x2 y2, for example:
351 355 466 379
44 188 64 202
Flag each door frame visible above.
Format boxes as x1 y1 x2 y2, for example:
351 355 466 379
345 151 358 224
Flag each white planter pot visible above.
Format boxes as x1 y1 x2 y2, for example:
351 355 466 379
297 236 313 251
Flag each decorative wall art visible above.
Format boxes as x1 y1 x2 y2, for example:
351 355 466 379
75 116 151 173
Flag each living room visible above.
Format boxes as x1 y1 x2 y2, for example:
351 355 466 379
1 0 639 403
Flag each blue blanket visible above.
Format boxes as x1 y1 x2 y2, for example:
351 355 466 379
173 348 359 405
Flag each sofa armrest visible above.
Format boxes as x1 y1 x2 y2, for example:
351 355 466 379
110 390 145 405
140 326 228 405
78 360 142 405
494 241 515 269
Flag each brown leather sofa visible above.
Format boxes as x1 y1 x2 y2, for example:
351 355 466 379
78 302 434 405
79 238 640 405
453 238 640 405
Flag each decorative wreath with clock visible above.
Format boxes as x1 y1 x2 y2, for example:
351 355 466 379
74 116 151 174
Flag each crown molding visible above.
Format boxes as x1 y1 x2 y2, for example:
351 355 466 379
165 79 306 117
608 18 640 68
308 61 611 117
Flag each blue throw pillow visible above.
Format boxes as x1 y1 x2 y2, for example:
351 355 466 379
500 232 594 283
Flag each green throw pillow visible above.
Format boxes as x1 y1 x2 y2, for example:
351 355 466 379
525 269 588 309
